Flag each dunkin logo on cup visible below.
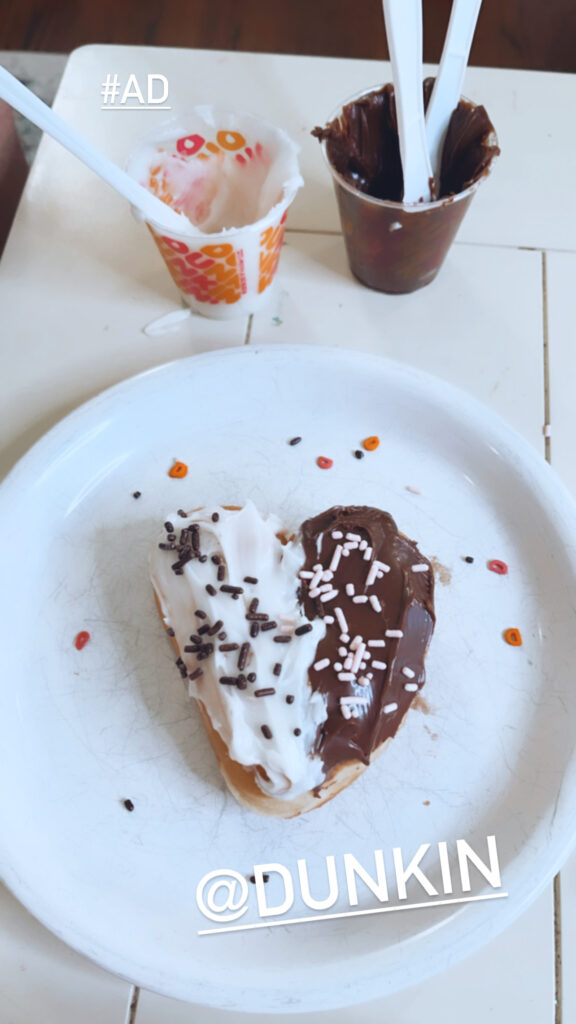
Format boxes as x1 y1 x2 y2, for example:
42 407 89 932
150 232 246 306
174 130 265 167
258 210 288 294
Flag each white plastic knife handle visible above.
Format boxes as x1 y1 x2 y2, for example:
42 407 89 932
382 0 432 203
0 64 191 233
426 0 483 182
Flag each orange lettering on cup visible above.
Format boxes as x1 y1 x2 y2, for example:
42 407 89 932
216 130 246 151
202 243 235 259
258 215 287 294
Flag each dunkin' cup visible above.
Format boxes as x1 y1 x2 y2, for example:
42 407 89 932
314 84 499 294
127 108 303 318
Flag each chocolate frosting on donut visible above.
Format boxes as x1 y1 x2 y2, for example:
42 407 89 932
299 506 435 776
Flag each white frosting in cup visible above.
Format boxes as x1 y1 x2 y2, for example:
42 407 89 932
150 502 327 799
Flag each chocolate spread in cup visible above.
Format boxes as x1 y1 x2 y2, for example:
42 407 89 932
312 79 499 203
299 506 435 778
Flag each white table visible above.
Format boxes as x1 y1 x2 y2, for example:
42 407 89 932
1 44 575 1022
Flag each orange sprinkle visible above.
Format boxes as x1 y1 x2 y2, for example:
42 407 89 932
504 628 522 647
169 461 188 479
362 436 380 451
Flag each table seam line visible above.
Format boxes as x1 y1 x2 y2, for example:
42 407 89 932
283 229 576 256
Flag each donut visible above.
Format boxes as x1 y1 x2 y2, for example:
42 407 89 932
150 501 435 817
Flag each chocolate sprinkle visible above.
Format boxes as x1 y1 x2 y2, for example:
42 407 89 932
194 610 207 619
354 450 364 459
244 576 259 584
184 644 201 653
285 695 295 704
164 521 174 533
206 584 217 596
207 620 224 636
132 491 141 499
237 676 248 690
189 667 204 681
247 672 257 682
219 676 239 685
294 623 313 635
238 642 250 671
289 436 302 446
293 728 302 736
211 512 220 522
273 635 292 643
220 585 244 595
250 622 260 638
177 509 188 518
255 688 276 697
464 556 474 563
211 554 221 564
261 620 277 632
123 799 135 812
198 624 211 635
273 662 282 676
217 564 225 581
219 643 239 652
261 725 273 739
249 873 270 884
249 597 259 613
218 631 227 640
166 628 175 637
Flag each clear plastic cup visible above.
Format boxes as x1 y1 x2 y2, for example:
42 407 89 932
127 108 303 319
319 85 499 294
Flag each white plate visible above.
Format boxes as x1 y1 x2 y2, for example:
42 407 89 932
2 345 576 1013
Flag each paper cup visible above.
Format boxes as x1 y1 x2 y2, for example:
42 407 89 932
127 109 303 319
319 85 499 294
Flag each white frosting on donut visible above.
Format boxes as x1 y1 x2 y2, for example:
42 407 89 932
150 501 327 799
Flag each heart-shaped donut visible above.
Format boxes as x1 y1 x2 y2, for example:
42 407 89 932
150 501 435 817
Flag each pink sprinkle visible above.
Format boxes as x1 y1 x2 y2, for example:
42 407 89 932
329 545 343 573
314 658 330 671
334 607 348 633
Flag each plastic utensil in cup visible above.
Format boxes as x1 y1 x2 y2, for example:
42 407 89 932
316 83 499 294
127 108 303 319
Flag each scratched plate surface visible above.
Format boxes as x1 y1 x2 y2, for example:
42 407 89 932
1 345 576 1012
